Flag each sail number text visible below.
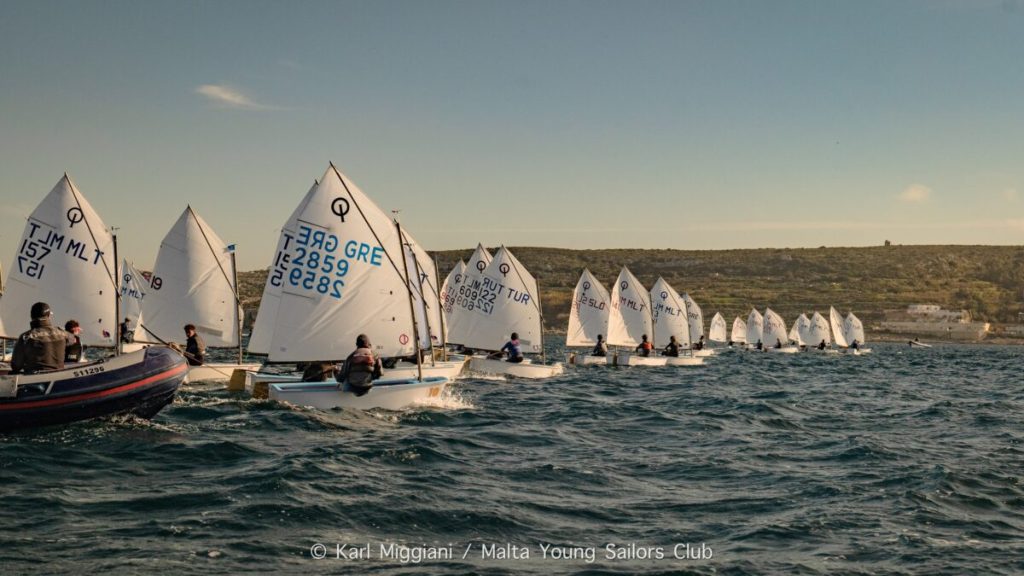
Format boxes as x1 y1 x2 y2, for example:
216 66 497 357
16 221 105 281
286 224 383 299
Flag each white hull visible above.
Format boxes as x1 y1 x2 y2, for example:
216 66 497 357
610 353 667 367
693 349 715 357
468 356 565 379
566 353 609 366
665 356 704 366
270 377 448 411
186 362 263 383
245 360 464 389
768 346 800 354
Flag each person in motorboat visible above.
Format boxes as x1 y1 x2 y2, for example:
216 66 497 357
774 338 782 349
592 334 608 357
662 335 681 357
490 332 524 363
336 333 383 396
119 317 135 343
850 339 860 351
10 302 69 375
183 324 206 366
817 339 827 350
64 319 84 363
636 334 653 357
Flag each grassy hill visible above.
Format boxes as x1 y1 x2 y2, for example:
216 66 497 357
238 245 1024 333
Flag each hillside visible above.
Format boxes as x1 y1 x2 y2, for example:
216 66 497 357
238 245 1024 333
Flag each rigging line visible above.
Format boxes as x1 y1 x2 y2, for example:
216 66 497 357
65 175 117 292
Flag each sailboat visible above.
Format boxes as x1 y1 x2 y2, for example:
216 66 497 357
451 246 563 378
843 312 870 354
763 308 799 353
134 206 261 382
708 312 728 345
118 259 151 354
444 244 492 349
792 313 811 348
746 309 764 350
565 269 612 366
807 311 836 353
651 278 703 366
439 260 466 324
607 267 665 366
829 306 850 350
266 164 448 410
730 317 747 348
681 292 714 357
0 175 186 429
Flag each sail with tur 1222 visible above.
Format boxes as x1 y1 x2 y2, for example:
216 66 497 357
0 174 117 348
265 164 449 410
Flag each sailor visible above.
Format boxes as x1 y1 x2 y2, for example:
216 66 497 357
850 339 860 351
694 335 705 351
774 338 782 349
119 317 134 343
662 335 680 357
301 361 335 382
817 339 827 350
336 334 383 396
592 334 608 357
64 319 84 363
499 332 524 363
183 324 206 366
636 334 653 357
10 302 68 374
755 339 763 351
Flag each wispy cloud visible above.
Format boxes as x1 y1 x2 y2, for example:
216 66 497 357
195 84 269 110
899 184 932 203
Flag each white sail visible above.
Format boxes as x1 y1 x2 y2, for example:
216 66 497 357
650 277 690 348
708 312 728 343
445 246 542 352
681 292 704 343
762 308 789 348
445 244 492 346
440 260 465 323
401 229 443 350
137 206 241 347
731 317 747 344
607 267 652 347
830 306 849 348
0 175 117 346
793 313 811 346
119 259 149 333
269 165 417 362
746 309 763 346
844 312 865 345
248 180 319 355
808 312 831 346
566 268 611 347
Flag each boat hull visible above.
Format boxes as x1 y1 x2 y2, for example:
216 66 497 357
269 377 448 410
245 360 465 389
468 357 565 378
665 356 704 366
0 347 187 432
693 349 715 357
566 353 609 366
768 346 800 354
610 353 667 367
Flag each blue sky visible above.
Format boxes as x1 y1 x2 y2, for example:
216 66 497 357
1 0 1021 270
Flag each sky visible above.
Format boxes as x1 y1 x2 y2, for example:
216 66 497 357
1 0 1022 271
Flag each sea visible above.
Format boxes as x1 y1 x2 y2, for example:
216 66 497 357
1 342 1022 575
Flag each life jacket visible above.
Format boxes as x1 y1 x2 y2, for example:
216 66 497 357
342 347 379 395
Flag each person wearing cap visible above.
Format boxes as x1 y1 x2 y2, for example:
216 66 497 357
10 302 69 374
335 334 382 396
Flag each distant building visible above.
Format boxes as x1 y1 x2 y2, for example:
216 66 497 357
881 304 989 340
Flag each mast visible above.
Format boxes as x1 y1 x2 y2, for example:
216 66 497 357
113 229 121 356
229 245 242 365
395 220 423 381
408 244 436 366
535 273 547 365
432 257 448 361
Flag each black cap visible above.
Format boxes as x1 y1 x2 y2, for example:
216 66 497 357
31 302 51 319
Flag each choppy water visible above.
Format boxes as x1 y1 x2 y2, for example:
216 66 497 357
2 343 1023 575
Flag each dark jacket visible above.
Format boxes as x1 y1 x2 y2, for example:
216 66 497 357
11 318 68 374
185 333 206 366
663 341 680 357
65 333 84 363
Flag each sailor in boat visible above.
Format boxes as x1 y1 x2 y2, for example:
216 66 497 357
183 324 206 366
693 335 705 351
490 333 525 363
850 339 860 351
335 334 383 396
662 335 681 357
301 361 336 382
119 317 135 344
636 334 653 357
817 339 827 350
592 334 608 357
755 339 763 351
774 338 782 349
64 319 84 363
10 302 69 375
